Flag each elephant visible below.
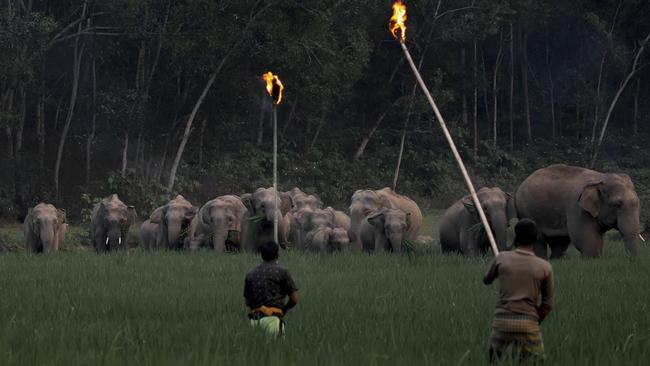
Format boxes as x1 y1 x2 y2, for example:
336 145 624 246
187 195 247 251
284 188 322 247
359 207 411 253
439 187 516 255
147 195 198 250
516 164 641 258
23 203 67 253
90 194 137 252
304 227 351 252
241 187 293 251
349 188 422 252
139 219 158 250
292 207 351 250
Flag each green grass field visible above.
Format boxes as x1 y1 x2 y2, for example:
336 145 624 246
0 213 649 365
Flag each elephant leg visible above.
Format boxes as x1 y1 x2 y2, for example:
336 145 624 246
568 216 603 258
459 229 478 256
533 236 549 259
374 231 388 253
547 237 571 259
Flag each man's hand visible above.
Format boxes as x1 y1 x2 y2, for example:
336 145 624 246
282 291 298 314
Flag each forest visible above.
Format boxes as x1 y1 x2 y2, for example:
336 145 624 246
1 0 649 227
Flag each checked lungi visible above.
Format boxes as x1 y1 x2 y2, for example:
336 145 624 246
489 313 545 360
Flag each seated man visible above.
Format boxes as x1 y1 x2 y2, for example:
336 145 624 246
484 219 554 362
244 241 298 338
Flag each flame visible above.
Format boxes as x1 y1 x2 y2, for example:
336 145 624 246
263 71 284 105
389 0 407 42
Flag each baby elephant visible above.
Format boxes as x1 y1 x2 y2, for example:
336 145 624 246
24 203 68 253
439 187 515 255
305 227 350 252
360 207 411 253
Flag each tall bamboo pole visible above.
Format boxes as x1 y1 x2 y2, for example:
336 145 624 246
273 107 279 244
399 40 499 255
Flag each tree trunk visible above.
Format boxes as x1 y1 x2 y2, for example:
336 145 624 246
281 97 298 136
13 85 26 211
37 93 45 170
353 109 389 161
198 118 206 168
520 30 532 142
591 54 606 143
256 91 267 146
492 29 504 147
308 112 326 153
121 132 129 178
591 30 650 167
54 1 86 195
85 58 97 187
546 35 556 139
576 93 581 139
481 47 490 128
4 89 15 158
473 39 478 157
509 22 515 152
461 47 468 127
167 55 230 191
633 77 640 135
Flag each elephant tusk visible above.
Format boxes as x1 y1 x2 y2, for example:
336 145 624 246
105 237 109 246
119 236 122 245
640 234 646 243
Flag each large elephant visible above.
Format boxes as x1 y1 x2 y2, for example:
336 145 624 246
241 187 293 251
292 207 350 250
187 195 246 251
90 194 136 252
24 203 67 253
349 188 422 252
147 195 198 250
516 164 641 258
359 207 411 253
284 188 322 247
139 219 158 250
439 187 516 255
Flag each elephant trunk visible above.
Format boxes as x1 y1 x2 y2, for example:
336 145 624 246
166 221 183 250
39 225 55 253
386 231 404 253
107 223 122 250
618 212 640 256
489 214 509 251
349 208 366 252
308 227 331 252
211 227 229 252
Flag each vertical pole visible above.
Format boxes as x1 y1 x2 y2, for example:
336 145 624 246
273 107 279 244
399 41 500 256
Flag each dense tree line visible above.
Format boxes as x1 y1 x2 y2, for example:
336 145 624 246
1 0 649 224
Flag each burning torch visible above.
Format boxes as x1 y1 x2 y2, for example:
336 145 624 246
390 1 500 255
263 71 284 245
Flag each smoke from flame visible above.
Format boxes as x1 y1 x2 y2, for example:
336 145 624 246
263 72 284 105
389 0 407 42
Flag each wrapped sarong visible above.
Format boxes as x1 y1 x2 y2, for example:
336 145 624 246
489 314 544 360
249 306 285 338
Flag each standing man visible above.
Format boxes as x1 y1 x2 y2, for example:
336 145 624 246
484 219 554 362
244 241 298 338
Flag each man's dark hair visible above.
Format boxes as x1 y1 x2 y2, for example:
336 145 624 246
260 241 280 261
513 218 538 247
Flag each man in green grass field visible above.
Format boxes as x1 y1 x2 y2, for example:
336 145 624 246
484 219 554 363
244 241 298 338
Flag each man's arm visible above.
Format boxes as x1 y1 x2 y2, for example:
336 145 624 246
483 258 499 285
538 268 554 323
282 291 298 314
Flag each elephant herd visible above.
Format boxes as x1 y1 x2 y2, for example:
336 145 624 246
22 164 643 258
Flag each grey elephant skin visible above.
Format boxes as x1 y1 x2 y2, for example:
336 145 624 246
516 164 641 258
90 194 136 252
24 203 67 253
241 187 293 251
297 207 351 252
187 195 246 251
349 188 422 252
439 187 516 255
284 188 323 247
140 195 197 250
359 207 411 253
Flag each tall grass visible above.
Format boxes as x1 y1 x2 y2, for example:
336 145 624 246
0 216 648 365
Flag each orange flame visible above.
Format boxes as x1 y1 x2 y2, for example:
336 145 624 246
263 71 284 105
389 0 407 42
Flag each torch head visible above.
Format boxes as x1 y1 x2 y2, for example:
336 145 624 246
263 72 284 106
389 0 407 42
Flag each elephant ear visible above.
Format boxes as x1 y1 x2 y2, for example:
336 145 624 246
56 209 66 226
279 192 293 215
150 206 165 224
461 195 477 216
367 210 385 227
127 205 138 225
405 212 412 228
505 193 517 221
200 203 213 226
187 206 199 219
241 194 254 215
579 182 603 218
379 195 394 209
